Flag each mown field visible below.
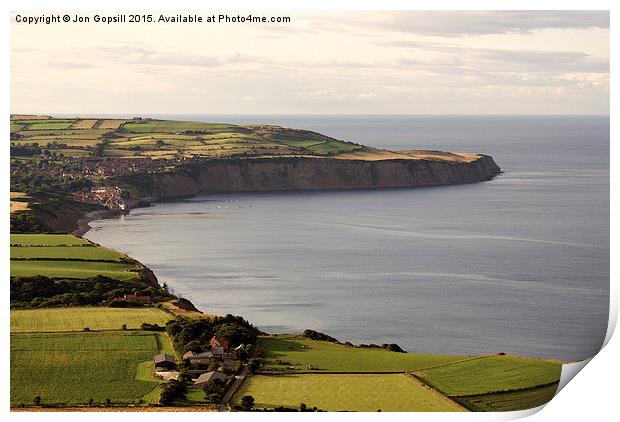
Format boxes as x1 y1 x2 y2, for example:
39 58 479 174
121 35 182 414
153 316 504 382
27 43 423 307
260 335 471 373
10 245 122 261
11 307 173 332
11 234 90 246
10 259 138 280
10 234 140 280
233 374 464 412
455 382 560 412
10 330 171 405
413 356 562 396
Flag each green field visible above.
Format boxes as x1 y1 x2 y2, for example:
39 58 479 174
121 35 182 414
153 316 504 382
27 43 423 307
234 374 464 412
261 335 471 373
10 331 170 405
10 259 138 280
11 307 173 332
455 383 559 411
24 121 75 130
11 234 90 246
414 356 562 396
11 245 123 261
10 234 141 280
121 120 241 134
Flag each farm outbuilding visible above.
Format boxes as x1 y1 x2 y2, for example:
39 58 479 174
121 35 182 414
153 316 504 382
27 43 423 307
154 354 177 371
192 371 228 389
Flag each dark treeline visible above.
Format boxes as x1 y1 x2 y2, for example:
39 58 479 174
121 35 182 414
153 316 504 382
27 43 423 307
10 275 172 308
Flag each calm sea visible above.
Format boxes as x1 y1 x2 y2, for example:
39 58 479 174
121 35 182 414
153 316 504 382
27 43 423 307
85 115 609 362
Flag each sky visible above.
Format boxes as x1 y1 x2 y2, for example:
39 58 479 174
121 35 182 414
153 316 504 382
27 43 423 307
10 10 609 115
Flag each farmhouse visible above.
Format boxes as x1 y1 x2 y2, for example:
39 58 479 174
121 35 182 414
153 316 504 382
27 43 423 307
210 335 230 350
154 354 177 371
192 371 228 389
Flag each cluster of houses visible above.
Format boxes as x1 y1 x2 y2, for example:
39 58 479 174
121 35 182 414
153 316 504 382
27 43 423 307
73 186 127 210
80 157 164 177
154 336 244 389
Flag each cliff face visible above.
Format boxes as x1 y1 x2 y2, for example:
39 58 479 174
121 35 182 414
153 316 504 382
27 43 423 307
126 155 500 200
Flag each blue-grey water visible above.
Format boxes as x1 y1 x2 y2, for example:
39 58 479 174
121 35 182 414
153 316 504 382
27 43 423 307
85 115 609 362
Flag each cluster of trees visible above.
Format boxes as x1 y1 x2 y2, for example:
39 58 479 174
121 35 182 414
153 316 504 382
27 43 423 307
10 275 172 308
159 380 187 404
202 379 227 403
11 168 93 196
10 213 46 233
166 314 260 355
10 143 41 157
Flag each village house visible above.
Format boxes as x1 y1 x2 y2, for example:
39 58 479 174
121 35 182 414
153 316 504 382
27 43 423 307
153 354 177 371
192 371 228 389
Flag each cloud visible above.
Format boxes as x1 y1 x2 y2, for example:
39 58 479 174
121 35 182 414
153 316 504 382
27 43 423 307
312 11 609 37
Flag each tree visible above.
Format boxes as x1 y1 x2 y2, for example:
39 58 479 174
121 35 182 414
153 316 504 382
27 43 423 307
203 378 225 403
33 396 41 406
159 380 187 404
240 395 254 411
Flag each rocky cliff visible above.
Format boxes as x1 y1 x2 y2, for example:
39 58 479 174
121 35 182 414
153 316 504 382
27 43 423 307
119 154 501 200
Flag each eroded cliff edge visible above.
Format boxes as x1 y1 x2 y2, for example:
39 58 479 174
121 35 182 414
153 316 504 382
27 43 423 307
117 153 501 201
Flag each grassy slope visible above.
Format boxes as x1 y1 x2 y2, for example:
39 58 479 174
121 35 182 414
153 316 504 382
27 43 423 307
260 335 471 373
10 307 173 332
414 356 562 396
233 374 464 412
10 331 171 405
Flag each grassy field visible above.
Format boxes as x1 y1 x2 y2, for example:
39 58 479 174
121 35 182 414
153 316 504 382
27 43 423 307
11 245 123 261
260 335 471 373
10 234 141 279
233 374 464 412
71 119 97 129
10 331 170 405
25 121 75 130
121 120 241 134
10 259 138 280
455 382 559 411
10 307 173 332
11 234 90 246
413 356 562 396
